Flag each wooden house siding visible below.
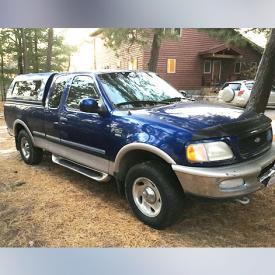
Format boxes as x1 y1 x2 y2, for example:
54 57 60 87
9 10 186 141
94 38 144 70
143 29 262 90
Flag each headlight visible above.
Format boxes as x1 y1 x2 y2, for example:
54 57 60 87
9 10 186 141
186 141 233 163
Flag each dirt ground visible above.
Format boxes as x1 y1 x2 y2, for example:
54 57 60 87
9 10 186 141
1 102 275 247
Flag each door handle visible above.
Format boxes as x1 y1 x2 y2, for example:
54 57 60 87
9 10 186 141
60 117 68 123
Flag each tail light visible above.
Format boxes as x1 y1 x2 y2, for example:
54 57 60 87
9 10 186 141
238 90 245 96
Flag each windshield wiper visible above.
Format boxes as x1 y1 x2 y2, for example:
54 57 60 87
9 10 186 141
160 97 184 103
115 100 163 108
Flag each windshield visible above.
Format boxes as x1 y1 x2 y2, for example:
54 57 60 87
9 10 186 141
97 71 184 108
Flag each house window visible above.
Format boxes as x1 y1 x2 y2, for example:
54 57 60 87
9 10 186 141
128 58 138 70
167 59 176 73
204 60 211 74
234 62 241 74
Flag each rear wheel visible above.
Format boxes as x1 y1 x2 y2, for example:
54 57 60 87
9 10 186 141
18 130 43 165
125 161 184 229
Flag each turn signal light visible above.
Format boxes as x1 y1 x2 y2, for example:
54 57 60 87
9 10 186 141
186 144 208 162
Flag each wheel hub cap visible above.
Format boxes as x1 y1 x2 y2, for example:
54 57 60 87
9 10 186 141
142 187 156 204
21 137 30 159
132 177 162 217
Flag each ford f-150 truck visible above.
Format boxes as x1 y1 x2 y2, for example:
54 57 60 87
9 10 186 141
4 71 275 229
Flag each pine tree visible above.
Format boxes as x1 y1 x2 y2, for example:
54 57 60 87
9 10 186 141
0 28 77 100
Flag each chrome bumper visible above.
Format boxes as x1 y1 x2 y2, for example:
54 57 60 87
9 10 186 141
172 143 275 198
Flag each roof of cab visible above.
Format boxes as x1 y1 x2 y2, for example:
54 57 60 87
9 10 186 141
56 69 145 75
13 70 148 82
14 72 57 81
15 70 146 78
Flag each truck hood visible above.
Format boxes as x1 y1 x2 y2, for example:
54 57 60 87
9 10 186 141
130 102 270 136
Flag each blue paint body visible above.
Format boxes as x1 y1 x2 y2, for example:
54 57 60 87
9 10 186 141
4 71 272 168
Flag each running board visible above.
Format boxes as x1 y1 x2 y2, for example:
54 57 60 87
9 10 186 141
52 155 110 182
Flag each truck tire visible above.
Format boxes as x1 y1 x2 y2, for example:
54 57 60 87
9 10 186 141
125 161 184 229
18 129 43 165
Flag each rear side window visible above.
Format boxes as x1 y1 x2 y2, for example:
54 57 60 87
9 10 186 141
12 80 43 100
222 83 241 91
48 75 68 108
66 76 99 110
245 82 254 90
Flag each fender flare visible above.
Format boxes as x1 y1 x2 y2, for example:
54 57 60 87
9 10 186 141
112 143 176 174
13 119 35 144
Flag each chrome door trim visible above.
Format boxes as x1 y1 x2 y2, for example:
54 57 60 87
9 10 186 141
46 134 60 143
61 139 105 155
33 131 46 138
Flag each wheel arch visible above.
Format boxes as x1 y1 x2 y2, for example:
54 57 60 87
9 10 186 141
13 119 35 149
112 143 177 195
113 143 176 174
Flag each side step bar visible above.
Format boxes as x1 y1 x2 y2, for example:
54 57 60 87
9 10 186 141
52 155 111 182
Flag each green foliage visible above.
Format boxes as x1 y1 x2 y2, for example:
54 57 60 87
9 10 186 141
0 28 76 100
91 28 180 56
199 28 249 47
91 28 149 55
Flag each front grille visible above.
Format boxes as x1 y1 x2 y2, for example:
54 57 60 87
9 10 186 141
238 128 272 159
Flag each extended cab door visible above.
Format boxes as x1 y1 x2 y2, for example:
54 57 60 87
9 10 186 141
44 74 71 142
58 75 111 171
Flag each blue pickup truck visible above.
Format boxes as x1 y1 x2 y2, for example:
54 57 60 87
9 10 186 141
4 70 275 229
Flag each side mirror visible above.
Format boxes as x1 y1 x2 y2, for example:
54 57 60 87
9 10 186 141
180 90 187 97
79 98 99 113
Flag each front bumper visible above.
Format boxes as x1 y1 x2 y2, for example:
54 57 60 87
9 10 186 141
172 143 275 198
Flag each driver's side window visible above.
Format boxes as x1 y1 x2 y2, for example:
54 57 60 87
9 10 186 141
66 75 99 110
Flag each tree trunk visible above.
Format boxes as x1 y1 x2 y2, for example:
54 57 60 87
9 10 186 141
34 29 39 72
15 29 24 74
67 54 71 71
46 28 53 71
21 28 29 73
93 38 97 70
0 31 4 101
246 28 275 113
0 53 4 101
148 29 162 72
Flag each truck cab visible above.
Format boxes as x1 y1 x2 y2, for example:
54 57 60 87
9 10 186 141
4 70 275 229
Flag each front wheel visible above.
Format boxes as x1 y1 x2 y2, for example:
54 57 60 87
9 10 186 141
125 161 184 229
